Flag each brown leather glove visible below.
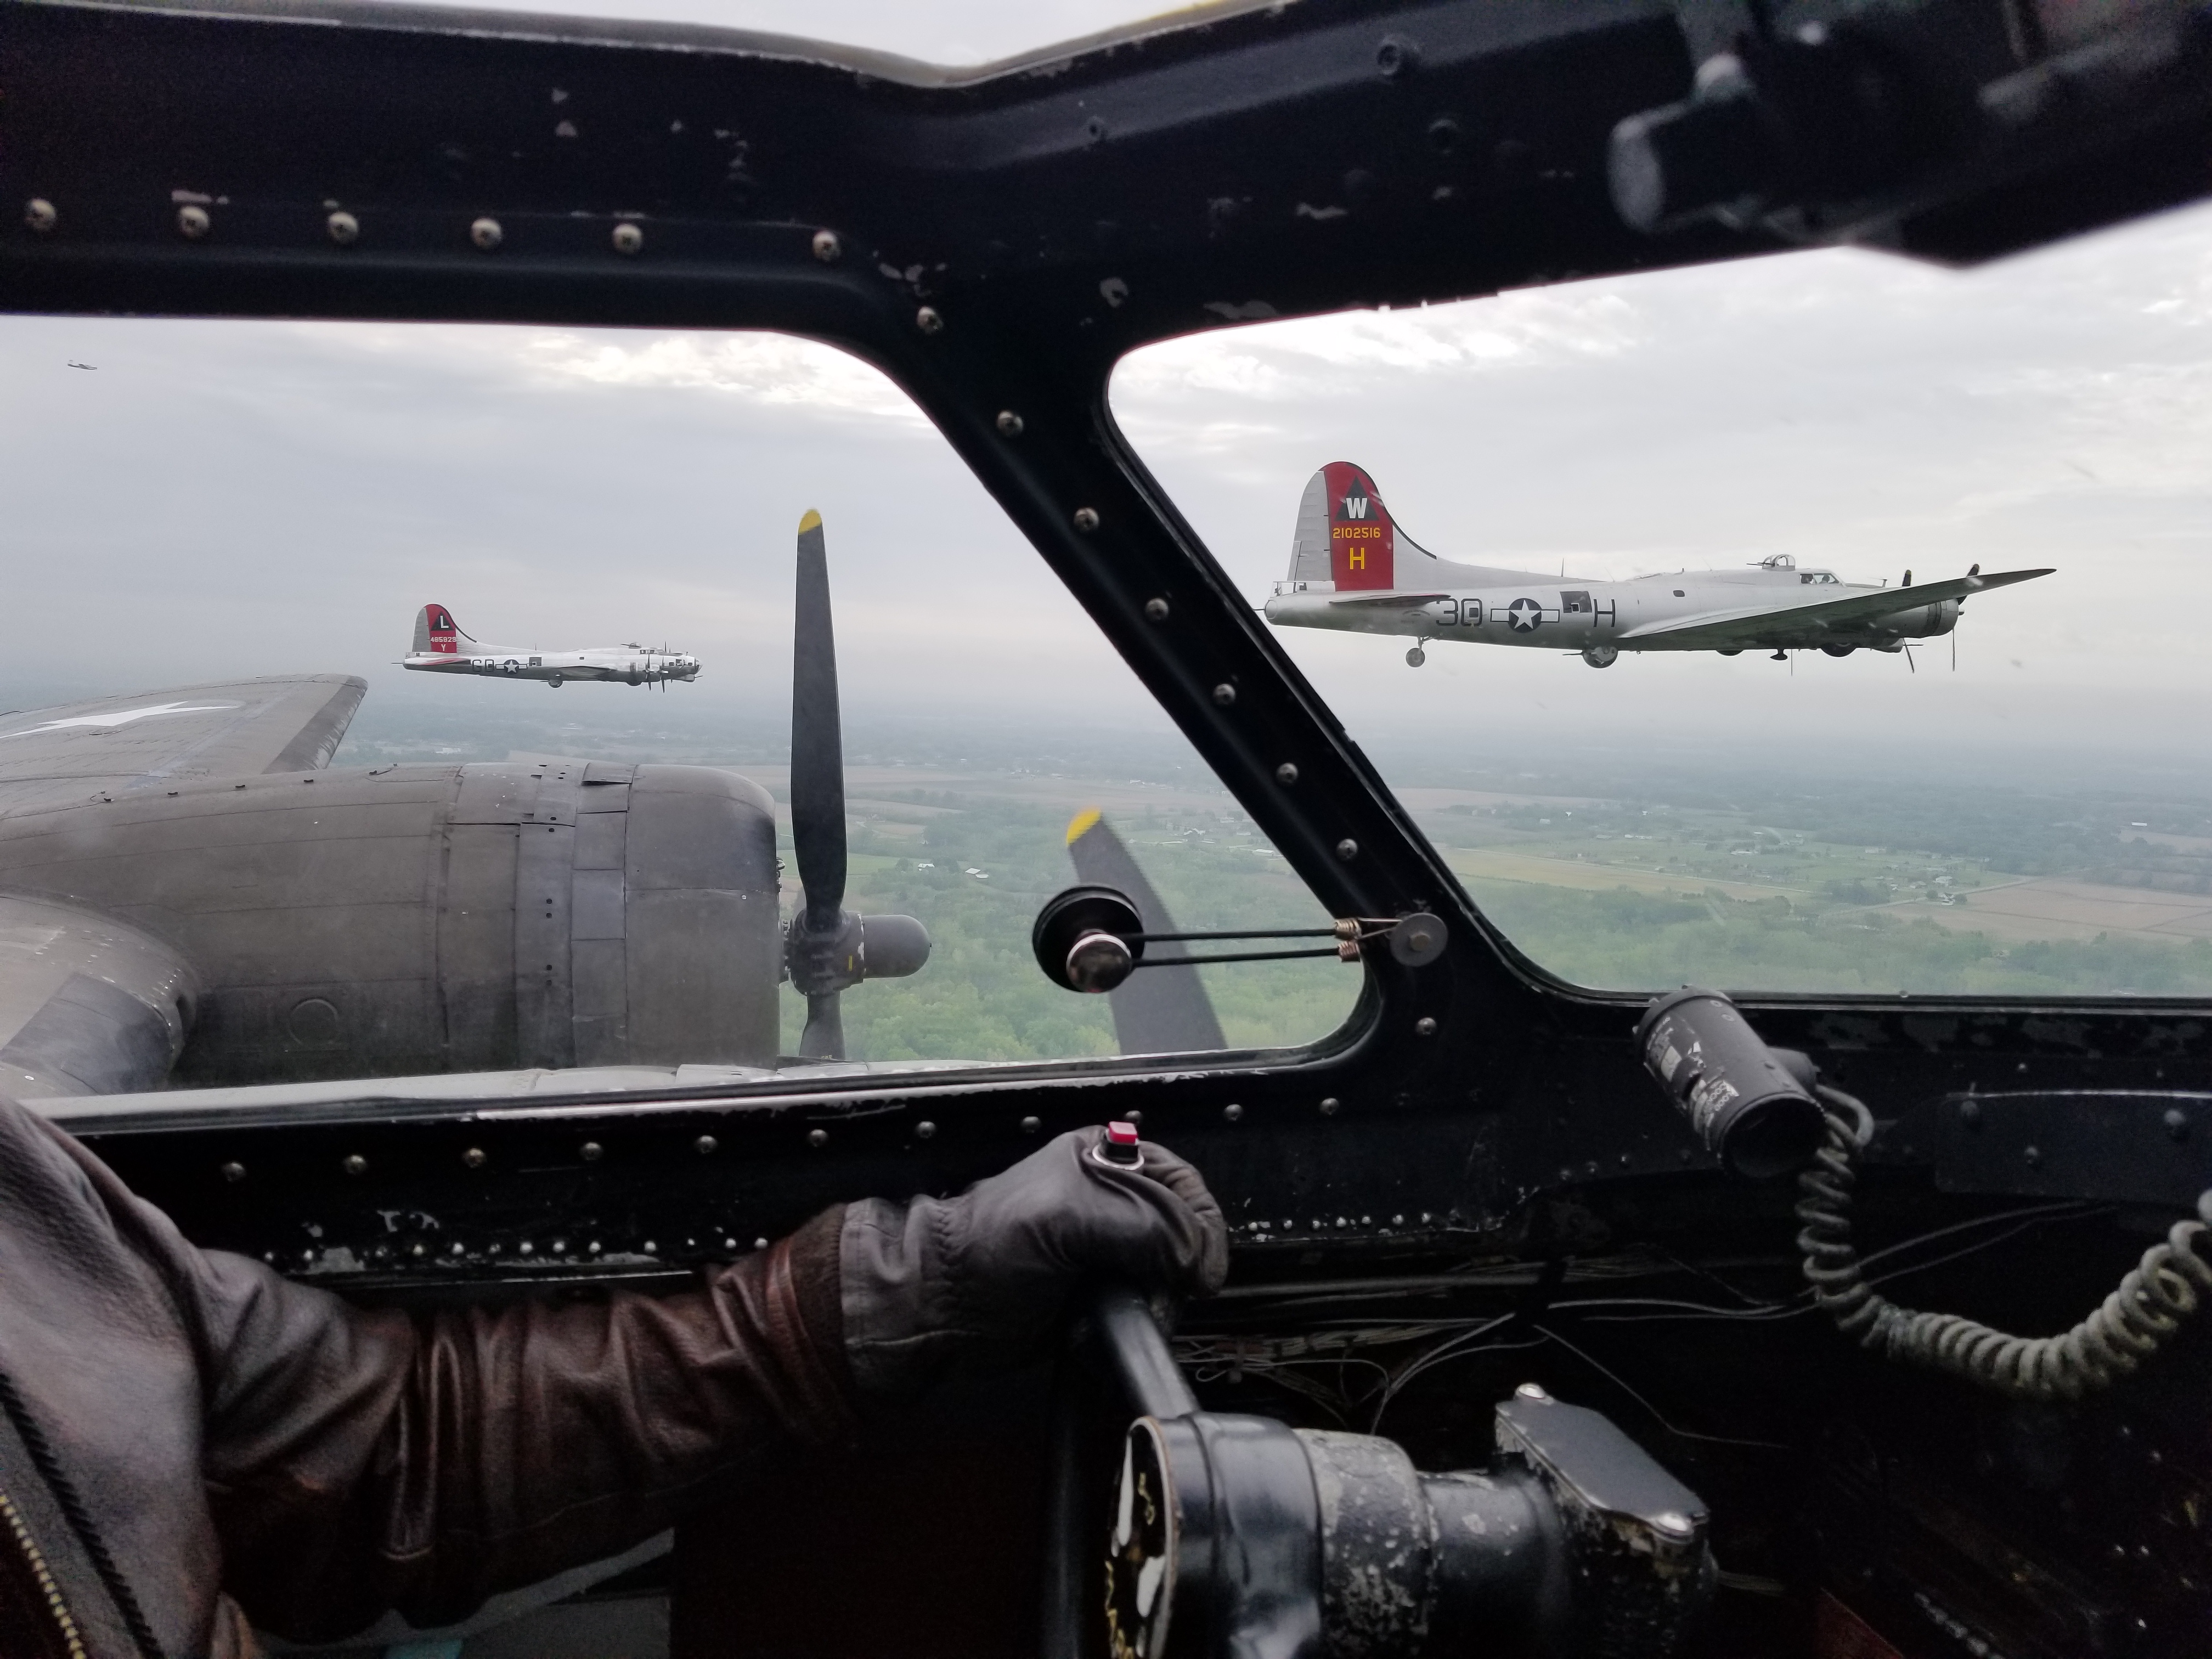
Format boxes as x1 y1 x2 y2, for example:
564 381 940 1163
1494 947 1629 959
839 1126 1227 1396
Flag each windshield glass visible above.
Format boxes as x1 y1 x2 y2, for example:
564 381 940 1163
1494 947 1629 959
1114 200 2212 998
0 318 1357 1103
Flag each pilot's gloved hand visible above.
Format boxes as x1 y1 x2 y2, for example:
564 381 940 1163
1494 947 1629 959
839 1125 1227 1397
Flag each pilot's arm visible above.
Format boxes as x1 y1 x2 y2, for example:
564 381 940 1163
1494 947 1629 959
190 1125 1226 1644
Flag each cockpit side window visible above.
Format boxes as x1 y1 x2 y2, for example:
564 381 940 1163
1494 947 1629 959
1111 197 2212 1001
0 320 1361 1114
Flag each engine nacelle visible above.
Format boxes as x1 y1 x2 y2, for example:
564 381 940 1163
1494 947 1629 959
0 760 785 1085
1874 596 1960 639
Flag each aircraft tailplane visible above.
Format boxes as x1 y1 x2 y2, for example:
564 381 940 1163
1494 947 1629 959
412 603 467 656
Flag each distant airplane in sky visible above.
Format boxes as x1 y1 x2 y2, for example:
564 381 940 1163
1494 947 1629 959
402 603 700 689
66 362 94 370
1263 462 2053 668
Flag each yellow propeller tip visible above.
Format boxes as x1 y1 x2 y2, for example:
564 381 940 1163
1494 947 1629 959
798 509 823 534
1066 807 1103 845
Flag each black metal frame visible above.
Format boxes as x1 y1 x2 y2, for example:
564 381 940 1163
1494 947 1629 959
6 0 2212 1274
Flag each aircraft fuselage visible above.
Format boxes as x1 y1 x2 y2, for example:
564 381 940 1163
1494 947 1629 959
403 645 701 687
1266 564 1959 658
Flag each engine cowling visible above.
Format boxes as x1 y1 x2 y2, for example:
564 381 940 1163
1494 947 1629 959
0 759 787 1086
1874 596 1960 638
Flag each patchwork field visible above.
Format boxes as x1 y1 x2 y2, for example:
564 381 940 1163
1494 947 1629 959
335 696 2212 1054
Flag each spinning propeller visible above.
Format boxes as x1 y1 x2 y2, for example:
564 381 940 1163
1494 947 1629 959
784 510 930 1060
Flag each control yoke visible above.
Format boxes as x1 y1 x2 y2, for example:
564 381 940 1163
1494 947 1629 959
1047 1286 1716 1659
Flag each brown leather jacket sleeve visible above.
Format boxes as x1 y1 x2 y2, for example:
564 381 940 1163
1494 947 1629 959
196 1209 854 1641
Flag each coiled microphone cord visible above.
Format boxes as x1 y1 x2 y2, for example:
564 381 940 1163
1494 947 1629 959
1796 1083 2212 1401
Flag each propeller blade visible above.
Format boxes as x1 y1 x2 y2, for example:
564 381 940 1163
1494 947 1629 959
783 510 932 1061
1066 809 1227 1056
792 509 847 932
791 508 849 1059
800 992 844 1063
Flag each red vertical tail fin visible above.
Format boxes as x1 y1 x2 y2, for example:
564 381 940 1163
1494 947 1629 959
1321 461 1395 590
411 603 463 655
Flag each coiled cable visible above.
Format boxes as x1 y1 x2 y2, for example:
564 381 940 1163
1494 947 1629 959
1796 1083 2212 1401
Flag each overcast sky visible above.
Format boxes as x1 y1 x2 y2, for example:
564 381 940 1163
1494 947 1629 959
1 0 2207 801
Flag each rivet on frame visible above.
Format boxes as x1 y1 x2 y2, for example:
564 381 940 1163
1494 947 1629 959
580 1141 604 1162
809 1128 830 1148
695 1135 719 1155
177 205 211 240
1223 1103 1244 1123
916 1121 938 1139
1276 763 1299 786
221 1161 246 1183
996 410 1025 437
470 216 504 251
1415 1017 1438 1037
1319 1097 1340 1116
611 222 644 255
1074 507 1102 534
24 199 57 233
462 1147 487 1169
811 229 842 263
1213 684 1237 706
326 211 360 246
1336 837 1359 860
342 1154 368 1176
916 306 944 334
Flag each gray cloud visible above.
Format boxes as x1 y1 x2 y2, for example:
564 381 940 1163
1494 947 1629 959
0 317 1171 746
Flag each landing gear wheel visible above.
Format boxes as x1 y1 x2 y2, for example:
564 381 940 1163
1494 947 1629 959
1821 645 1856 658
547 674 563 687
1716 648 1742 657
1582 645 1618 669
1406 647 1426 668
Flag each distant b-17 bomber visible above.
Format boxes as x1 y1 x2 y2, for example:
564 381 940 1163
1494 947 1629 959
402 602 701 689
1265 463 2052 668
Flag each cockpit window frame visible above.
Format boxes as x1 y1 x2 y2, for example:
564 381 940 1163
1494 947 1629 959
3 0 2208 1185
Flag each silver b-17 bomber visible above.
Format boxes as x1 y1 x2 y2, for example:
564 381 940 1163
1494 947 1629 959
402 602 701 688
1265 462 2053 667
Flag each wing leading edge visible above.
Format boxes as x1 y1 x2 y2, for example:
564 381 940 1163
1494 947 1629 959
0 674 367 819
1615 568 2053 650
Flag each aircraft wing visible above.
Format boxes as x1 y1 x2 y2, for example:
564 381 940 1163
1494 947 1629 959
1615 568 2053 648
0 674 366 819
